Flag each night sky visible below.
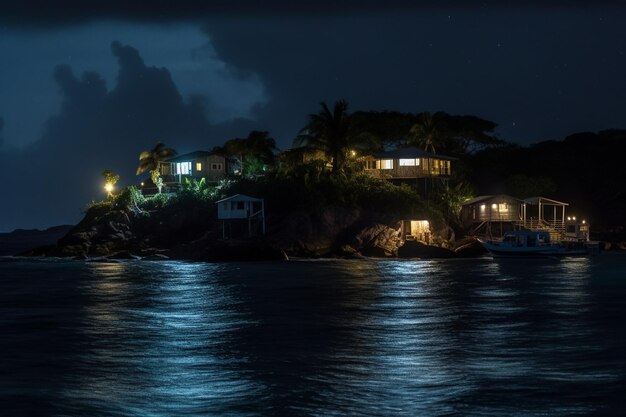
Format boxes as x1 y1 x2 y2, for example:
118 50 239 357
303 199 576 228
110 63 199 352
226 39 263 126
0 1 625 231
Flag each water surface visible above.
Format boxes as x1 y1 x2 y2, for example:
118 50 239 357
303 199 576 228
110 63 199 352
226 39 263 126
1 255 625 416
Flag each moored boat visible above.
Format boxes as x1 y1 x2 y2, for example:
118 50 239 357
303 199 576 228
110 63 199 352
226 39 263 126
478 230 596 258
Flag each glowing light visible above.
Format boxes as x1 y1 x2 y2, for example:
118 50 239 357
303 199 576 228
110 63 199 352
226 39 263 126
140 182 144 187
491 203 497 210
350 150 356 156
480 204 486 211
573 216 576 221
104 183 114 193
567 216 572 221
582 220 586 224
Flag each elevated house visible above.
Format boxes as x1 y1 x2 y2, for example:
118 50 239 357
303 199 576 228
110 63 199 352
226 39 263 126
216 194 265 238
462 194 577 240
362 147 455 183
461 194 524 235
158 150 230 186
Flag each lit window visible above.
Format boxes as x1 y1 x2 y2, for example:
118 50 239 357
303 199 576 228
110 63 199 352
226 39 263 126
377 159 393 169
399 158 416 166
196 162 202 172
175 162 192 175
498 203 509 212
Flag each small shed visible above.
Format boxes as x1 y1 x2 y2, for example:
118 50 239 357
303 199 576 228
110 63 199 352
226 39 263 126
216 194 265 238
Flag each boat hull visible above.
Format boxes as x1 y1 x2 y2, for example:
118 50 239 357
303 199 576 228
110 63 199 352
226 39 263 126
478 239 589 258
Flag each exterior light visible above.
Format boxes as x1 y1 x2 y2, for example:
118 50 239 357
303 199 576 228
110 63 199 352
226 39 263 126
573 216 576 221
491 204 497 210
567 216 571 221
140 182 144 187
350 150 356 156
480 204 486 211
104 183 114 193
582 220 586 224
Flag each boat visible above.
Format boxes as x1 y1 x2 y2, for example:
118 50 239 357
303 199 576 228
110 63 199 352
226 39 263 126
478 230 596 258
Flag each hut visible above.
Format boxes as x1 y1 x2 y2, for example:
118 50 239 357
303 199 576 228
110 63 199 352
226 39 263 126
216 194 265 238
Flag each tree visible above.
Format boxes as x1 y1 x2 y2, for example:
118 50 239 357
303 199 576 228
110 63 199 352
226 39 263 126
295 100 376 175
102 169 120 198
222 130 278 177
151 169 164 194
136 142 177 175
408 112 444 154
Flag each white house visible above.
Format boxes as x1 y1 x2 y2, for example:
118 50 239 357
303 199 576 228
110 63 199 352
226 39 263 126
216 194 265 238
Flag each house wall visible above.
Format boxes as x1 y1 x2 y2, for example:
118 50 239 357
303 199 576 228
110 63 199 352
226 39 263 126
364 157 451 179
462 197 523 226
217 199 262 219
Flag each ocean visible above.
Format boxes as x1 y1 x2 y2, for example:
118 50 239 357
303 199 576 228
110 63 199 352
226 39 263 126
1 255 625 416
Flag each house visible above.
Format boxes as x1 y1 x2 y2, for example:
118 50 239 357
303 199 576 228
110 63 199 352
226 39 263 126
158 150 229 185
216 194 265 238
462 194 575 239
363 147 455 181
461 194 524 235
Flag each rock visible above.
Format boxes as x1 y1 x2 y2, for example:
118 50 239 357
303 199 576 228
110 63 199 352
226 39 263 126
337 244 366 259
348 223 403 257
107 251 141 260
143 253 170 260
398 240 457 259
454 237 488 258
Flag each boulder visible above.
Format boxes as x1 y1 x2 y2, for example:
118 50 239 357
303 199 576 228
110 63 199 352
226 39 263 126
349 223 403 257
398 240 457 259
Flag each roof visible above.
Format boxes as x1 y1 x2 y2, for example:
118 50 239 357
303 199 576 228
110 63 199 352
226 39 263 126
216 194 263 204
523 196 569 206
461 194 524 206
165 150 222 163
373 147 457 161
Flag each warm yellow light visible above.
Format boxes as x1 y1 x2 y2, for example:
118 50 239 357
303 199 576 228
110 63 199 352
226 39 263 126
582 220 586 224
140 182 144 187
480 204 486 211
196 162 202 171
350 150 356 156
572 216 576 221
491 203 497 210
567 216 571 221
104 183 114 193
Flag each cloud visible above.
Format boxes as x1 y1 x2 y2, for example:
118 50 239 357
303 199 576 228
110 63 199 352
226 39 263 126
0 1 612 27
0 41 215 230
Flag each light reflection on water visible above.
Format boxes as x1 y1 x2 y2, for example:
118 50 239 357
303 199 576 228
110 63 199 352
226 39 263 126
1 256 625 416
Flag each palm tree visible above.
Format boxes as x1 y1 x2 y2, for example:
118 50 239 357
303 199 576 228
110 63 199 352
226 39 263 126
136 142 177 175
408 112 443 154
295 100 375 175
223 131 278 177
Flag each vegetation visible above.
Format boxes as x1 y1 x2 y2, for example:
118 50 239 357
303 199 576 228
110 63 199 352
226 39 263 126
295 100 377 175
101 169 120 198
136 142 177 175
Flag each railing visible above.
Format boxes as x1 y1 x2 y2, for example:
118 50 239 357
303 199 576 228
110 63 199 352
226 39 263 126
518 218 565 241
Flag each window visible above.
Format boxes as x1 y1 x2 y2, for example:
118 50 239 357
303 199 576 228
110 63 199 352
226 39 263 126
376 159 393 169
211 163 223 170
175 162 192 175
399 158 416 166
232 201 244 210
365 160 376 170
498 203 509 213
196 162 202 172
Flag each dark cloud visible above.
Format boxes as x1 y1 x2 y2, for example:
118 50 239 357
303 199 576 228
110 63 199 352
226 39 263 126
202 9 626 147
0 1 613 27
0 42 214 231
